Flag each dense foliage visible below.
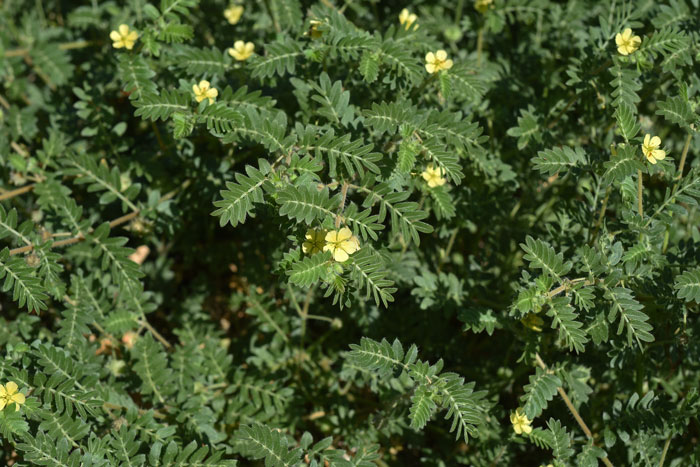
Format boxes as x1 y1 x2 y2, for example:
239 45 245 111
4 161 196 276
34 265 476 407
1 0 700 465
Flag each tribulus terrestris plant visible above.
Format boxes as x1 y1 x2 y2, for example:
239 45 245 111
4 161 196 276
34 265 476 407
1 0 700 465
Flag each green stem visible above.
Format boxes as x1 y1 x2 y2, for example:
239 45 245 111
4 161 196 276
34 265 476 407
658 436 672 467
455 0 465 24
637 169 643 217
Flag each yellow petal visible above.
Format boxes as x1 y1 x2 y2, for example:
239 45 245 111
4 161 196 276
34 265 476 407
425 63 436 73
234 40 245 50
245 42 255 53
110 30 122 41
337 227 353 242
11 392 25 405
399 9 409 23
333 248 349 262
325 231 339 243
617 46 629 55
0 399 5 411
207 88 218 98
113 40 125 49
0 384 6 397
650 136 661 148
653 149 665 161
522 424 533 434
643 134 650 146
5 382 18 395
124 40 135 50
126 31 139 41
193 84 201 94
646 154 657 164
119 24 130 36
443 59 453 70
425 52 435 63
622 28 632 40
615 33 624 46
199 80 210 90
436 50 447 61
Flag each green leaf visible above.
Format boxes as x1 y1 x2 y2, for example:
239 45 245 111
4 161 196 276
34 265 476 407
614 104 640 142
359 50 380 83
675 268 700 302
132 334 174 404
287 251 331 288
520 236 572 279
547 297 588 353
521 367 562 419
604 286 654 348
0 247 49 312
547 418 574 460
532 146 586 176
212 161 272 227
276 185 339 225
507 105 540 150
233 424 303 467
349 247 396 307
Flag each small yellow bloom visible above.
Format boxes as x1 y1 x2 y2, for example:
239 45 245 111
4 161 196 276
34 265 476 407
224 5 244 25
521 314 544 332
309 20 324 39
302 228 327 255
110 24 139 50
421 164 447 188
228 40 255 61
474 0 494 13
425 50 453 74
398 8 418 31
0 381 26 412
324 227 360 262
510 408 533 435
193 80 218 104
615 28 641 56
642 134 666 164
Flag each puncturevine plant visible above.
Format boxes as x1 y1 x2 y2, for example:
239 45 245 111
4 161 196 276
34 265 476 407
1 0 700 465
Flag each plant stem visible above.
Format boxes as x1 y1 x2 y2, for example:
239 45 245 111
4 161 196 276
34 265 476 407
476 27 484 67
535 353 614 467
0 184 34 201
673 132 693 189
661 133 693 252
637 169 643 217
590 187 611 245
658 435 672 467
335 181 349 229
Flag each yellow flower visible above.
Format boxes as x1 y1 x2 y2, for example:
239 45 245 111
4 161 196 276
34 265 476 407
193 80 218 104
302 228 327 255
421 164 447 188
642 134 666 164
521 314 544 332
110 24 139 50
510 408 533 435
224 5 244 25
474 0 494 13
0 381 26 412
309 20 324 39
425 50 453 74
398 8 418 30
324 227 360 262
615 28 641 56
228 40 255 61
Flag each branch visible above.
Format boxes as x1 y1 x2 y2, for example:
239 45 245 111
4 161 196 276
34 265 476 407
535 354 614 467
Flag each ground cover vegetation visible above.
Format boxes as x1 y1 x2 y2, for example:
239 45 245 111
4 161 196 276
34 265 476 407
1 0 700 465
